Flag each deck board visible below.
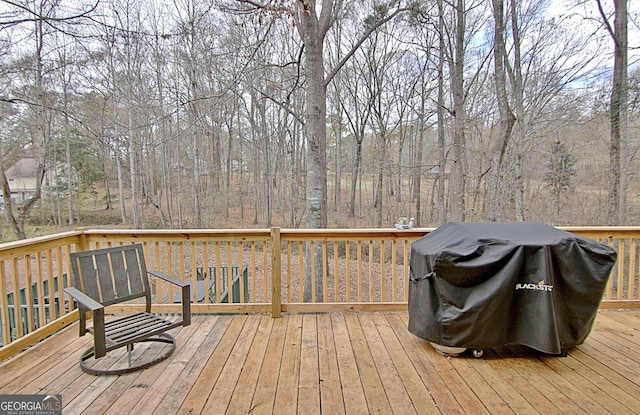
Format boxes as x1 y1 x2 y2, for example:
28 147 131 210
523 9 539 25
272 313 302 414
344 313 394 414
225 315 273 415
388 314 465 414
330 314 369 415
1 311 639 414
298 314 320 415
316 314 345 415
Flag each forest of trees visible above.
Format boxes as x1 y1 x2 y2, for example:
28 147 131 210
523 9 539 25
0 0 639 240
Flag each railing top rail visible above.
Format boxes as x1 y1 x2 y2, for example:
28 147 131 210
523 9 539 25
80 228 273 236
278 228 434 240
0 231 82 260
81 228 271 239
0 230 82 249
558 226 640 238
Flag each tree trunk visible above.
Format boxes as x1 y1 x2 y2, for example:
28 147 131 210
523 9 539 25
414 105 425 227
437 0 447 224
509 0 526 222
260 97 272 227
301 29 328 231
2 9 49 240
487 0 516 221
449 0 467 221
375 135 386 227
297 0 331 302
349 137 364 217
598 0 627 225
334 107 343 226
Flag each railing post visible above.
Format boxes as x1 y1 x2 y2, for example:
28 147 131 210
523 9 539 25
271 227 282 318
75 227 90 252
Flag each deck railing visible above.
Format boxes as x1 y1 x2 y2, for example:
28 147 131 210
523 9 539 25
1 226 639 361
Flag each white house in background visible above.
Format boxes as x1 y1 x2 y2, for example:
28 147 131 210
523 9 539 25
0 158 39 209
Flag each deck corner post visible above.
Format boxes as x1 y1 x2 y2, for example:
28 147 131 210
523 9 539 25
75 227 90 252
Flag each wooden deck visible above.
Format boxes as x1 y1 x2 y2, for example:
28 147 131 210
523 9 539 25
0 310 639 415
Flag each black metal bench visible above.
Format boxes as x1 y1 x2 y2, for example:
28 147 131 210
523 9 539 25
65 244 191 375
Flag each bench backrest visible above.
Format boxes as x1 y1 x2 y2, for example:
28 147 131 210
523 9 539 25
70 244 152 310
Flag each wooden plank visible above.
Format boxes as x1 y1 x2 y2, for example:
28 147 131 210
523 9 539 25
629 238 637 299
396 314 489 415
176 315 247 414
531 354 611 415
200 315 262 415
298 314 320 415
446 356 515 415
597 309 640 333
63 319 188 414
369 314 439 413
471 349 557 415
599 300 640 309
104 315 222 415
72 360 158 414
62 329 173 414
32 348 112 411
590 313 640 363
542 350 640 414
604 310 640 330
0 322 80 389
577 334 640 385
588 328 640 367
358 314 417 415
496 345 602 414
62 366 120 414
460 350 544 415
1 311 640 415
0 263 10 346
316 314 345 415
569 346 640 400
282 302 408 313
272 314 302 414
343 313 393 414
250 316 287 414
617 239 626 299
330 314 369 415
15 332 86 395
386 314 465 415
225 316 274 415
271 228 281 317
158 316 232 414
10 258 23 339
334 241 339 302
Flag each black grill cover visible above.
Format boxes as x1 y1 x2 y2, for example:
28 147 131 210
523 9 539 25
408 222 617 354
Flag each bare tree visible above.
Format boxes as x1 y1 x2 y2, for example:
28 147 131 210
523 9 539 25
509 0 526 221
487 0 516 221
596 0 628 225
340 57 373 219
448 0 469 221
228 0 411 301
0 0 58 239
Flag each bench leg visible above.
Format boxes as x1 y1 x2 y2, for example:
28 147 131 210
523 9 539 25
79 333 176 376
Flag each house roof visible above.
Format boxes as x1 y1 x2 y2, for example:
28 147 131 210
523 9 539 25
5 158 38 179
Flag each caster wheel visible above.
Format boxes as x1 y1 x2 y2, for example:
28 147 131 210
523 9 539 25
472 349 484 358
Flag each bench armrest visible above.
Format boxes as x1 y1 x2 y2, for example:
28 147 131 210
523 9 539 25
64 287 106 354
148 270 189 287
147 270 191 326
65 287 104 311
